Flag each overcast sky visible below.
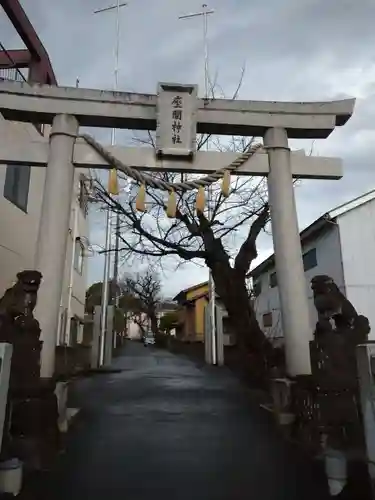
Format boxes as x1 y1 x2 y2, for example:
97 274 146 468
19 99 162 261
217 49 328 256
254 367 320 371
1 0 375 298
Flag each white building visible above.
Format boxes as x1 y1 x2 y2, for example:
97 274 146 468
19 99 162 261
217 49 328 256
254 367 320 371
0 113 90 347
126 303 178 340
126 313 147 340
250 189 375 343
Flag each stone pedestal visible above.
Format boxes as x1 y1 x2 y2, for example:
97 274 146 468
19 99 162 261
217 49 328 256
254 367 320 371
289 274 372 497
270 378 295 436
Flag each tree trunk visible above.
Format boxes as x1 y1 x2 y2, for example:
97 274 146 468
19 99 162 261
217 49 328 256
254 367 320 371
149 311 159 337
210 260 274 380
150 314 158 336
133 314 146 337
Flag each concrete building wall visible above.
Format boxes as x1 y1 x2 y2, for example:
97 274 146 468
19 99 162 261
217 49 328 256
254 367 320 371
337 198 375 339
0 116 89 345
127 319 143 340
253 224 344 343
60 181 89 317
183 307 195 340
57 183 89 344
0 117 46 291
126 313 151 340
173 306 195 341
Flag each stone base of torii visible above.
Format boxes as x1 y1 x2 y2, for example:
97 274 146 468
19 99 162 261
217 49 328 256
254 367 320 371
0 80 355 380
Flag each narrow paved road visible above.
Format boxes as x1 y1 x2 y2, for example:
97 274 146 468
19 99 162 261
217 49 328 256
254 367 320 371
44 342 329 499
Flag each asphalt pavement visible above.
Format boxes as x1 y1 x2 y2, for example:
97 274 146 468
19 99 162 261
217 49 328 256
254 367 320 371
42 341 330 500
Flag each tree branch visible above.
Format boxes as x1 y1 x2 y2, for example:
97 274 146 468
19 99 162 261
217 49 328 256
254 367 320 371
234 203 270 276
131 217 205 261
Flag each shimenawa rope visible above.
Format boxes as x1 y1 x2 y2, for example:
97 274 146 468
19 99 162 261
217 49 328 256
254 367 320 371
79 133 263 214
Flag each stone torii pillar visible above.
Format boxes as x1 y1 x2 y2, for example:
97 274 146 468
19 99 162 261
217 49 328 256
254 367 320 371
0 80 355 379
33 114 78 378
264 128 310 376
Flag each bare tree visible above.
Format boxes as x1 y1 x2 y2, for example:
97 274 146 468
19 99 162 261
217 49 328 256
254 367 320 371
121 270 162 338
93 160 273 371
91 77 276 377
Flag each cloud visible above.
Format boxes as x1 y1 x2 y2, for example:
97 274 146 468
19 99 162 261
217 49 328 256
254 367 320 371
2 0 375 297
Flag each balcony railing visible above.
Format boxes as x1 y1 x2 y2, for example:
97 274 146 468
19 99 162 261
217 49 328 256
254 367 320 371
0 42 44 134
0 67 26 83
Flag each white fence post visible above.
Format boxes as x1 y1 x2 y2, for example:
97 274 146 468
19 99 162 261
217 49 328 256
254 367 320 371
0 343 12 454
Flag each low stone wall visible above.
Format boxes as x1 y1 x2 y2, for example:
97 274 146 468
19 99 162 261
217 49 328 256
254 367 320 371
54 345 91 379
166 338 271 389
167 337 205 363
168 337 242 369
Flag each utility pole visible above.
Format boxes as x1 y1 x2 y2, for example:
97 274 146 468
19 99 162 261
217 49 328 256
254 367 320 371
179 4 214 99
112 212 120 349
113 214 120 308
179 4 217 364
94 0 127 365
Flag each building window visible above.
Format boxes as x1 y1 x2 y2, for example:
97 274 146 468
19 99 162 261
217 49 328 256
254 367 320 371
3 165 31 212
303 248 317 272
269 272 277 288
74 238 84 274
253 280 262 297
263 312 273 328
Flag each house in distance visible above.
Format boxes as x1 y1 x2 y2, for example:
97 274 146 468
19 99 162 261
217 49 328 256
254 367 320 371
173 281 235 346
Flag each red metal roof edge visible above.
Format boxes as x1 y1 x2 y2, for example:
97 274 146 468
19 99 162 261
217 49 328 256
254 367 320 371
1 0 57 85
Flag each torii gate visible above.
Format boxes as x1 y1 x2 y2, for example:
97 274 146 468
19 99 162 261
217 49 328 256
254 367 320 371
0 80 355 379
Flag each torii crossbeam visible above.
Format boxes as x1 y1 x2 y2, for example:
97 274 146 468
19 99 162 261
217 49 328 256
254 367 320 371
0 124 342 179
